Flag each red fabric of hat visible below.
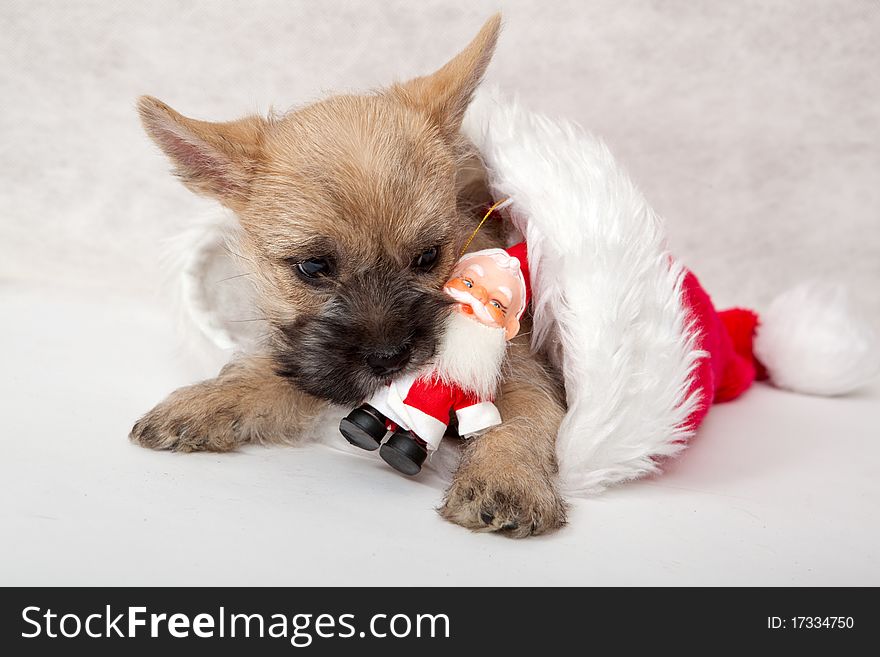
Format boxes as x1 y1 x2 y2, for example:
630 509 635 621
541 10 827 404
505 241 530 313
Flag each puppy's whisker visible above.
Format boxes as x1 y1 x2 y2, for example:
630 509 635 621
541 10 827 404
221 244 256 265
213 272 253 284
227 317 269 323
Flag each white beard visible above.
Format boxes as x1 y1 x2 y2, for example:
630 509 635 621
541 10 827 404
427 311 509 399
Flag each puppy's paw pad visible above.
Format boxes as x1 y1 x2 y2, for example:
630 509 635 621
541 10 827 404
440 471 566 538
129 389 240 453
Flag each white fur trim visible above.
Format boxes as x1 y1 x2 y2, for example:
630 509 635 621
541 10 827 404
455 401 502 438
178 215 240 350
364 383 398 428
155 207 265 376
401 406 448 451
755 282 880 395
380 373 417 432
464 88 704 495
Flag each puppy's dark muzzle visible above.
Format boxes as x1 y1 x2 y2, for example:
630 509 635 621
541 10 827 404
365 345 411 377
273 268 450 405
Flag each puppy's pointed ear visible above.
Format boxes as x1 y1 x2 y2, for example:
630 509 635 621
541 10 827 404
137 96 266 210
394 13 501 139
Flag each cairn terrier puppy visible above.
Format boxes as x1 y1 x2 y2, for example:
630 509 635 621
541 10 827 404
130 15 567 537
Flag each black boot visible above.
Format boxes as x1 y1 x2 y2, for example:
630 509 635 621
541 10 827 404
339 404 388 451
380 430 428 476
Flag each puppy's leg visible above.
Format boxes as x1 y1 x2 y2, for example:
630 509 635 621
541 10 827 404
130 356 325 452
440 340 567 537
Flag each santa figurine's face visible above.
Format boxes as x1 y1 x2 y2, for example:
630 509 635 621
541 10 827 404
443 252 525 340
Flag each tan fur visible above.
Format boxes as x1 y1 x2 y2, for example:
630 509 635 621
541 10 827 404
130 357 324 452
131 14 568 536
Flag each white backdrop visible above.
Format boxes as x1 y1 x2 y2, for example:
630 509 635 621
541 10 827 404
2 0 879 323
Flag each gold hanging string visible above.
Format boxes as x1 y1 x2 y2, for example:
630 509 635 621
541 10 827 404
459 197 513 258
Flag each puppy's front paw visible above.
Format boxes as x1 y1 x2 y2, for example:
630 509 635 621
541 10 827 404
440 456 567 538
129 383 241 453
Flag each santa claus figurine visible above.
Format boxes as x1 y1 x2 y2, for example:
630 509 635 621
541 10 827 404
339 243 530 475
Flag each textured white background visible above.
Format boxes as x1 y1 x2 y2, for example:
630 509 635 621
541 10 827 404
2 0 879 320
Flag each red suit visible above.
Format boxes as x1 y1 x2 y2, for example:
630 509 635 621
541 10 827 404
367 372 502 451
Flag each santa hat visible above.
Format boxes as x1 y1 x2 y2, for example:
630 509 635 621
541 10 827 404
458 241 530 319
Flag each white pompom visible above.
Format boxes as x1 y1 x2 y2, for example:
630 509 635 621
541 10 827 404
755 282 880 396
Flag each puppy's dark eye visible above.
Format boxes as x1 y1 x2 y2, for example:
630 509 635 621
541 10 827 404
412 245 440 272
295 257 333 280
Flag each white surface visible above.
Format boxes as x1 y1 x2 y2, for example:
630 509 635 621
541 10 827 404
2 283 878 585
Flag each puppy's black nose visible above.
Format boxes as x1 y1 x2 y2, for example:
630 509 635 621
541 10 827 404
366 346 411 377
